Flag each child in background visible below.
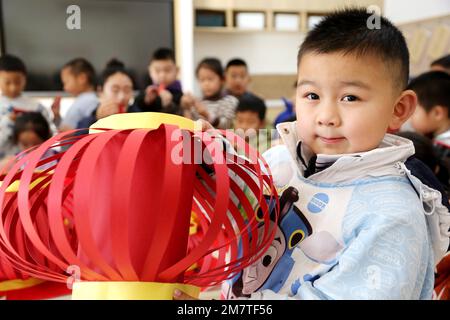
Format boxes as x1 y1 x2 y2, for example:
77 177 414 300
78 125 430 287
0 112 58 172
181 58 238 129
0 54 56 159
233 94 270 153
0 115 69 300
407 71 450 165
396 131 450 191
131 48 182 115
13 112 51 151
57 58 98 132
431 54 450 74
224 58 267 115
77 59 135 129
174 8 450 301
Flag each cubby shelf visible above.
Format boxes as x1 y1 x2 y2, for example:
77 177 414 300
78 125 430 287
194 0 384 33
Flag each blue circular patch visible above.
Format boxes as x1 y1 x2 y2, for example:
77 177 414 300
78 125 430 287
307 193 329 213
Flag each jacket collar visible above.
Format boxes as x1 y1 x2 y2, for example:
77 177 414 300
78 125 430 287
276 121 415 183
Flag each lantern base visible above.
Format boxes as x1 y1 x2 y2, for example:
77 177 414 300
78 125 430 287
72 281 200 300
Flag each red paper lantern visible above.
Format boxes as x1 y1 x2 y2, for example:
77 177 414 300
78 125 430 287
0 113 279 299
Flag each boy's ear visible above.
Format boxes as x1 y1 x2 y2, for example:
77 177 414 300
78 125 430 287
389 89 417 131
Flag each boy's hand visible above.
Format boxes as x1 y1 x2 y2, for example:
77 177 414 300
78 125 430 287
144 85 158 104
193 101 210 120
173 289 199 300
96 98 120 120
159 89 173 107
51 96 61 118
180 93 196 110
194 119 214 132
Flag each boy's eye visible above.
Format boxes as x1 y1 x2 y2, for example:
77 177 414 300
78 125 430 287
342 95 358 102
305 93 319 100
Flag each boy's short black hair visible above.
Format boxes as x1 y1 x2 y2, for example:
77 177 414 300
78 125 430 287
196 57 224 79
236 94 267 121
431 54 450 70
406 71 450 113
225 58 248 71
151 47 176 63
297 7 409 90
0 54 27 75
63 58 96 87
13 112 51 144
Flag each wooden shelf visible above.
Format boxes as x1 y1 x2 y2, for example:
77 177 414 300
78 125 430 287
194 27 300 34
194 0 384 33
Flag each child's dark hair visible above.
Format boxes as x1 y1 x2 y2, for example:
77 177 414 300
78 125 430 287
99 59 136 88
13 112 51 144
297 7 409 90
63 58 96 87
225 58 248 71
0 54 27 75
431 54 450 70
237 95 266 121
151 47 176 63
396 131 450 189
196 58 224 79
406 71 450 113
397 131 438 170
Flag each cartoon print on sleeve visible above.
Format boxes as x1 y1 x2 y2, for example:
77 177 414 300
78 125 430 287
226 186 312 298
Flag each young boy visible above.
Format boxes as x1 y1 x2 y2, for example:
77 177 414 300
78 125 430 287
234 94 270 153
0 54 55 159
175 8 450 301
407 71 450 163
131 47 182 115
58 58 98 132
225 58 267 108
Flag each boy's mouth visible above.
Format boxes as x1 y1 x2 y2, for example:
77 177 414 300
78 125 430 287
318 136 345 144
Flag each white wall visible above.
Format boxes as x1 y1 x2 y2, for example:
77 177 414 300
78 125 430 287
191 0 450 95
194 32 302 75
384 0 450 24
175 0 195 92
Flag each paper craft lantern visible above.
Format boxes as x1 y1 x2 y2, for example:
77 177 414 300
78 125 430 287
0 113 279 299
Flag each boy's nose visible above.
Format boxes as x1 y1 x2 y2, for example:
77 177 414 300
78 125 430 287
317 104 340 127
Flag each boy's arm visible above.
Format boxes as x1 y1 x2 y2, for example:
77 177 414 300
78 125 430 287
216 96 238 129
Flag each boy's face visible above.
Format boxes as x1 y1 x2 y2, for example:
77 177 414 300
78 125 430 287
18 130 43 150
61 67 85 96
410 104 442 135
149 59 178 86
0 71 26 99
296 52 405 155
225 66 250 97
234 110 263 132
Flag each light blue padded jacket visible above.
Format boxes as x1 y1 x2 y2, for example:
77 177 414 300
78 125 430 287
223 121 450 300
